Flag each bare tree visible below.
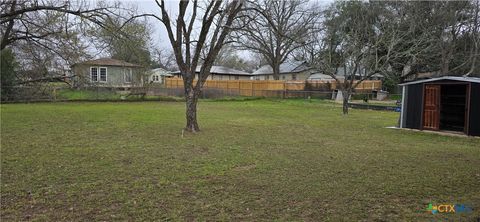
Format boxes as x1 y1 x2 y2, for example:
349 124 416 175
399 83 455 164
214 45 256 72
381 1 480 80
97 14 153 67
0 0 130 87
465 0 479 76
152 47 177 71
0 0 152 87
312 1 407 114
154 0 243 132
0 0 117 51
432 1 478 75
234 0 318 79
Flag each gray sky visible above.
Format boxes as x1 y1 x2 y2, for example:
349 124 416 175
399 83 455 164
115 0 333 57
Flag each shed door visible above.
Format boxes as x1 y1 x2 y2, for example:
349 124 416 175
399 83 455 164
423 85 440 130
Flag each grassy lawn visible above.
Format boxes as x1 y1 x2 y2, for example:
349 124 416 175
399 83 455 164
1 100 479 221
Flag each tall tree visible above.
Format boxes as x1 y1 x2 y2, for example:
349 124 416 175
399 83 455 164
96 11 153 67
312 1 405 114
234 0 318 79
0 0 114 51
371 1 480 81
214 45 256 72
151 47 177 71
310 1 479 114
0 0 124 87
155 0 243 132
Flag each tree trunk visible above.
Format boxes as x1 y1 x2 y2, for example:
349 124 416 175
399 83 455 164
185 87 200 132
1 1 17 51
342 90 349 115
272 61 281 80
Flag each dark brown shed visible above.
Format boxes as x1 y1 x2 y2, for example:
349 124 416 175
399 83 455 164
399 76 480 136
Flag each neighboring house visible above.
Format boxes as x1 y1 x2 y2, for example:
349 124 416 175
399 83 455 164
71 58 144 87
334 66 384 80
148 68 173 84
305 67 385 81
172 66 252 80
251 61 314 80
398 76 480 136
307 73 336 81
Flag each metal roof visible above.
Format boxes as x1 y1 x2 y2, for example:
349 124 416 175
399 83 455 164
252 61 309 75
307 73 335 80
73 58 142 67
149 68 173 76
208 66 251 75
172 66 251 75
399 76 480 86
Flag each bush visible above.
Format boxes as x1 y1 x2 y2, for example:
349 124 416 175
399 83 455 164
1 49 18 100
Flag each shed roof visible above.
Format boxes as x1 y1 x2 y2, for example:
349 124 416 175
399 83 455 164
399 76 480 86
73 58 142 68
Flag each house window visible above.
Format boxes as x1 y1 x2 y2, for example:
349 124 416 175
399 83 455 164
282 75 286 80
292 74 297 80
99 67 107 82
266 75 270 80
234 76 239 80
124 68 132 83
90 67 98 82
152 75 159 82
219 75 223 80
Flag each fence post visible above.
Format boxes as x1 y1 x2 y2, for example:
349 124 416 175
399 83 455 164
251 81 254 96
53 87 57 102
226 81 229 95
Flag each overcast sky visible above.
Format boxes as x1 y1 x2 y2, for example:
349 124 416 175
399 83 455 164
106 0 333 58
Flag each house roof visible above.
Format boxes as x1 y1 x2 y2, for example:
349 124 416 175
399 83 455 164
252 61 310 75
149 68 173 76
209 66 251 75
73 58 142 68
173 66 251 76
307 73 335 80
335 66 367 76
399 76 480 86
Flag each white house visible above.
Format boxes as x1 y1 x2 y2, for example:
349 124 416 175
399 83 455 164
251 61 314 80
148 68 173 84
307 73 336 81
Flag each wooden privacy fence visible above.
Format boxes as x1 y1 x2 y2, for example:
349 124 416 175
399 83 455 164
165 78 382 97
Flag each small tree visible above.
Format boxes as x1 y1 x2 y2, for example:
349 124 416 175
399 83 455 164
312 2 404 114
155 0 243 132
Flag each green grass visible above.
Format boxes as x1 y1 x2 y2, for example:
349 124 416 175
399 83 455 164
56 89 185 102
350 100 399 107
57 89 121 100
1 100 479 221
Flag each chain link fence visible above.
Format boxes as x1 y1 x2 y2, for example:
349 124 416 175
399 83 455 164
1 84 402 103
